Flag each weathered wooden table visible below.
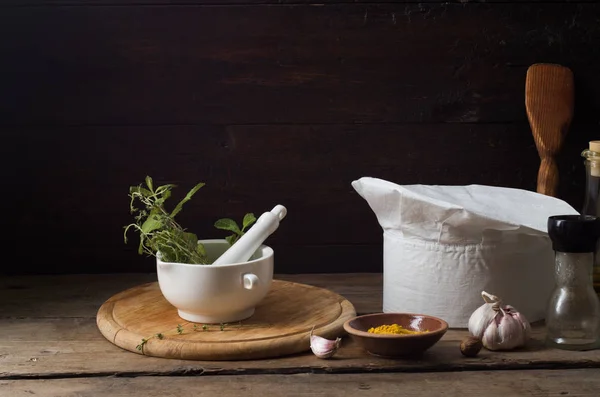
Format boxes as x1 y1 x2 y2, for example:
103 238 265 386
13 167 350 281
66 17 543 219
2 273 600 396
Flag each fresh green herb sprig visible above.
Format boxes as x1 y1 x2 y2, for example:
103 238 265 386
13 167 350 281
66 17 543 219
124 176 208 264
214 213 257 246
124 176 257 264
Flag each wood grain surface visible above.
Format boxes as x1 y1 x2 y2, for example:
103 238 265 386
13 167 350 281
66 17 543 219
526 64 575 197
0 273 383 318
0 0 590 4
4 370 600 397
2 3 599 126
2 2 600 275
96 280 356 360
1 124 545 275
4 274 600 380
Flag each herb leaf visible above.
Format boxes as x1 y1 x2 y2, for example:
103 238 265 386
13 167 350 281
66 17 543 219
145 176 154 191
171 182 205 218
125 176 255 264
242 213 257 231
124 177 209 264
215 213 257 246
214 218 242 234
196 242 206 257
225 235 237 246
141 212 163 234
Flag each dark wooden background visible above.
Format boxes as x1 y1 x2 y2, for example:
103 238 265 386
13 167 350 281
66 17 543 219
1 0 599 275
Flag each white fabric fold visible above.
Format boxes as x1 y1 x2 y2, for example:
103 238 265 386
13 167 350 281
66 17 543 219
352 177 579 327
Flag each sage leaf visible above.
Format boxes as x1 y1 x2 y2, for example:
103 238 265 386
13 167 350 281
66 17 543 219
214 218 242 234
225 235 237 246
242 213 257 231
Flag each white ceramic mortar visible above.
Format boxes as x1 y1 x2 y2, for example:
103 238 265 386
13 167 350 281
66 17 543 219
156 239 273 323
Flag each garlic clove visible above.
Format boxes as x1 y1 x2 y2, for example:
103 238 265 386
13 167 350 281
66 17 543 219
506 305 531 342
482 308 530 351
501 310 529 349
468 302 496 339
309 327 341 359
468 290 502 339
482 317 500 350
497 313 519 350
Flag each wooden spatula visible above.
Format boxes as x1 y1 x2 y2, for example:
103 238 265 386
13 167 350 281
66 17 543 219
525 63 574 197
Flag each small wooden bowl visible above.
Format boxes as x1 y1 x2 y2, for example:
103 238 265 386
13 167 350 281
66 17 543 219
343 312 449 358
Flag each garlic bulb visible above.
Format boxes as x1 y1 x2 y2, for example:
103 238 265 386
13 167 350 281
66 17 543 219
309 327 341 359
468 291 531 351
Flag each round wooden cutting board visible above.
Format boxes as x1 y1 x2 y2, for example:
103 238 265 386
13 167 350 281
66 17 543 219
96 279 356 361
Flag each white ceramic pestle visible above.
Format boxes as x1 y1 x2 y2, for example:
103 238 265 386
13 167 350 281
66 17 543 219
212 205 287 266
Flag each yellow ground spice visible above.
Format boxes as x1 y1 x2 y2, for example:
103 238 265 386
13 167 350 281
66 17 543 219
367 324 429 335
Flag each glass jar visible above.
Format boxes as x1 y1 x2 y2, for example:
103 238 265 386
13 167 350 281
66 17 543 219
546 215 600 350
582 142 600 296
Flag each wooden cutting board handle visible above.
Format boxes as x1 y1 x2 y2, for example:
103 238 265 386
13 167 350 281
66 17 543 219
525 63 574 197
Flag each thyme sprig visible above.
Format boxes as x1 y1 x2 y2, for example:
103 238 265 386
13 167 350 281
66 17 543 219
135 322 240 353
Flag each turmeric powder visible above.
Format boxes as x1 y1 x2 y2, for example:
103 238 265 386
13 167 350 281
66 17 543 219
367 324 428 335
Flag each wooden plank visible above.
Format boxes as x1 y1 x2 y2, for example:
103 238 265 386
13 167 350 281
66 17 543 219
0 123 543 223
2 0 592 5
1 4 600 125
3 122 590 275
2 315 600 378
3 369 600 397
0 274 159 318
0 274 382 318
2 274 600 377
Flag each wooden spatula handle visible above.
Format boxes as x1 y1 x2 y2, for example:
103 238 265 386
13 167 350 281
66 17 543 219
537 157 559 197
525 63 574 197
